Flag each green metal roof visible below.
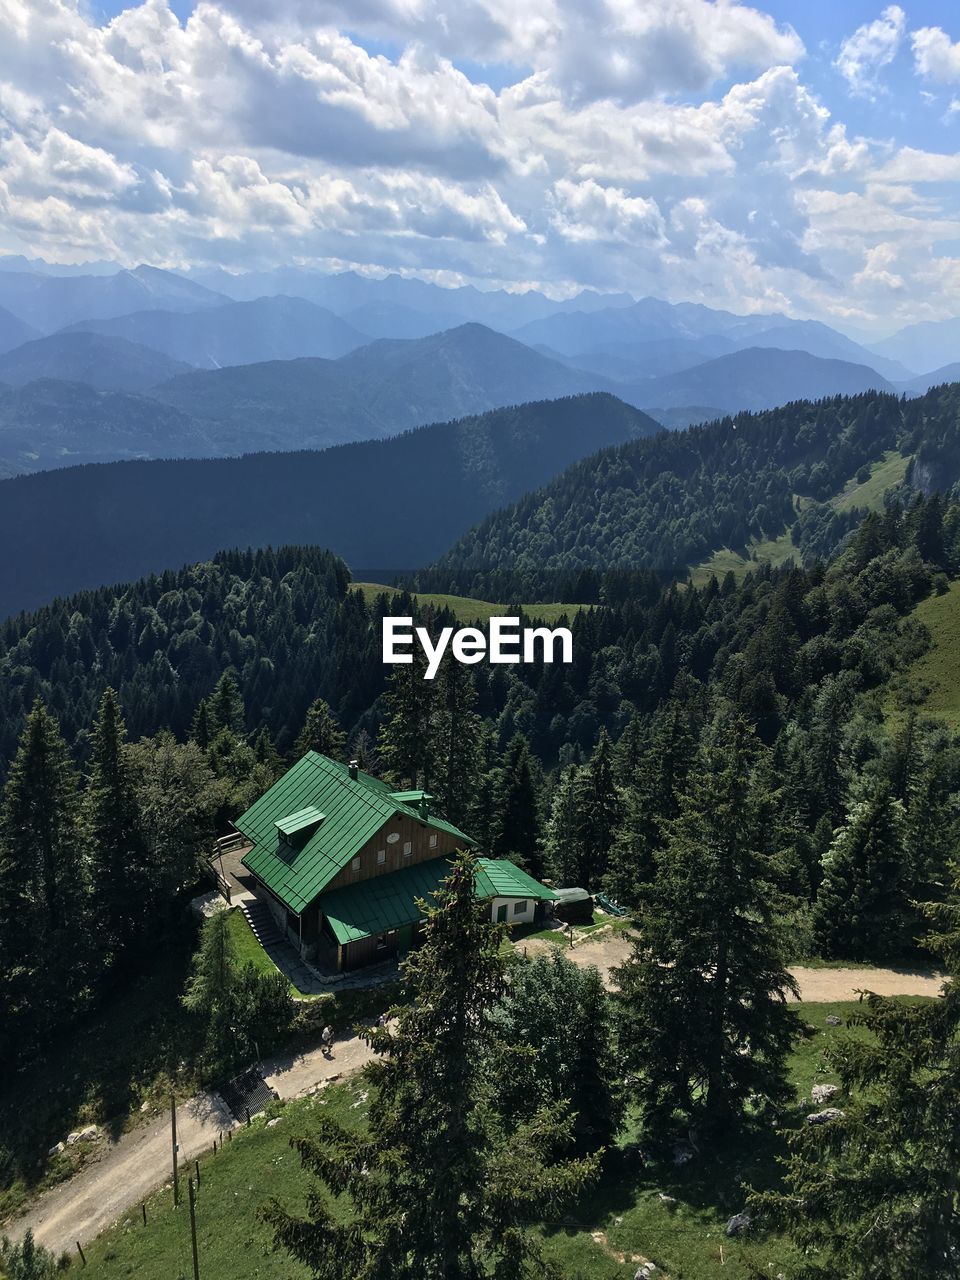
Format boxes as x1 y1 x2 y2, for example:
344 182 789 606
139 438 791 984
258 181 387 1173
238 752 474 914
321 856 558 946
276 806 326 838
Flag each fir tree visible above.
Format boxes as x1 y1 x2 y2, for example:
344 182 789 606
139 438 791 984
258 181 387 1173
377 648 436 789
489 734 543 874
85 688 145 957
294 698 347 761
262 854 597 1278
615 713 799 1139
190 698 211 750
568 729 621 887
0 700 87 1055
543 765 581 885
753 872 960 1278
432 659 483 832
813 779 912 961
208 669 245 737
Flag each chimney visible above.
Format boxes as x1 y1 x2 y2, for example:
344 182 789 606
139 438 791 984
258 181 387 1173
418 793 430 822
349 759 359 781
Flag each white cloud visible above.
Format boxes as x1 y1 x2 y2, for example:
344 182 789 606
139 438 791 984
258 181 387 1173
835 5 905 98
912 26 960 83
549 178 666 245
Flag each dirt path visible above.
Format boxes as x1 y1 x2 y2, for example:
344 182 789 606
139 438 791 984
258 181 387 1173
7 1030 377 1257
522 932 946 1001
8 1091 234 1256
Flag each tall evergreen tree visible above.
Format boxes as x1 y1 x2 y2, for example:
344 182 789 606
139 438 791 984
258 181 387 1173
86 688 146 957
208 669 245 738
263 854 597 1278
377 648 436 789
489 734 543 875
753 873 960 1278
615 713 799 1139
543 765 581 886
568 729 621 888
294 698 347 761
0 700 87 1057
813 779 912 961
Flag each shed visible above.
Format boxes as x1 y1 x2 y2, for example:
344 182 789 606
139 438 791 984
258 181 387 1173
552 886 594 924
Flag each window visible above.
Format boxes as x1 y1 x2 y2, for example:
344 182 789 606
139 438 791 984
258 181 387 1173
403 840 412 855
512 900 528 915
428 833 438 848
351 857 360 873
377 849 386 865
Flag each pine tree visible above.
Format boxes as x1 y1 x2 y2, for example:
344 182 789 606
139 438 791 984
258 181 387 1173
432 659 483 832
293 698 347 761
190 697 211 750
262 854 597 1278
752 873 960 1278
543 765 581 885
377 648 436 789
568 729 621 887
0 700 88 1056
615 713 799 1139
208 669 245 738
813 779 911 961
489 734 542 874
85 688 146 957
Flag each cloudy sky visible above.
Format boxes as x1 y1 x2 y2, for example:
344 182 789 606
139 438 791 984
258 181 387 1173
1 1 960 330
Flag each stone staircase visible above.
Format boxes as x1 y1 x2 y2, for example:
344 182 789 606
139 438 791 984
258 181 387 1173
240 896 283 948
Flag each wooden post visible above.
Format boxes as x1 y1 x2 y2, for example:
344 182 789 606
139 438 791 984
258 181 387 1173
188 1177 200 1280
76 1242 86 1266
245 1107 251 1127
141 1203 147 1227
195 1159 201 1187
171 1095 180 1207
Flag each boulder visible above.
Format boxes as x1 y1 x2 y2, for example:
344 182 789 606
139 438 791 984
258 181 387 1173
806 1108 844 1125
825 1016 842 1026
811 1083 839 1105
634 1265 658 1279
725 1212 751 1237
48 1142 65 1157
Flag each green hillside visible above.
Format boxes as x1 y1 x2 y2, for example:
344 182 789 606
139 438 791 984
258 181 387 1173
887 578 960 729
354 582 584 625
688 450 911 586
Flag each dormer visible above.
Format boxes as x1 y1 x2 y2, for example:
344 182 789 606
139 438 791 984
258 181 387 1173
276 805 325 850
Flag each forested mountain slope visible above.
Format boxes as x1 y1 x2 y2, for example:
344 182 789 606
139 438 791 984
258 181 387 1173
435 385 960 586
0 393 658 618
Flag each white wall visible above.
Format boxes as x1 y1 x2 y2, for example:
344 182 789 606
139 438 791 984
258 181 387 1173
491 896 536 925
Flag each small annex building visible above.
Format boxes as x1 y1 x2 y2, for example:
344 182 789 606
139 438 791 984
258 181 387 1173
234 751 556 971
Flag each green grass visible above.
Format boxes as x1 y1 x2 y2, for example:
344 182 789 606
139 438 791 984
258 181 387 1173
77 999 932 1279
885 577 960 729
828 450 910 514
353 583 585 626
688 453 912 589
226 908 283 980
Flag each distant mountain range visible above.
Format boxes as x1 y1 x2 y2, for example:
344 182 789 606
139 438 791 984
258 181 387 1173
63 295 369 368
0 332 192 392
902 361 960 395
0 393 659 617
0 323 903 475
869 317 960 376
0 304 40 354
0 265 227 331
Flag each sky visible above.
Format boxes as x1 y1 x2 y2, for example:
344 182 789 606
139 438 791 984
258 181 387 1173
2 2 960 332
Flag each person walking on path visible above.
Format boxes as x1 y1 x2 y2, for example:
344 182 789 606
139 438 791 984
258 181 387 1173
321 1024 335 1057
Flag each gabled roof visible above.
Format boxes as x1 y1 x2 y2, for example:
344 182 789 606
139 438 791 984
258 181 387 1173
238 752 474 914
321 856 558 946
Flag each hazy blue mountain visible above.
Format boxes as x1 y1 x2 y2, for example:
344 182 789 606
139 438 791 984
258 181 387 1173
0 304 40 354
638 347 894 413
151 323 618 447
184 265 635 330
900 361 960 395
541 335 736 381
744 320 912 380
0 332 193 392
0 392 660 617
0 380 209 477
64 295 368 368
0 264 228 331
340 300 459 339
869 317 960 376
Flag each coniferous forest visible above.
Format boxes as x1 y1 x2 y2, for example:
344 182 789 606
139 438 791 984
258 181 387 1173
4 3 960 1274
